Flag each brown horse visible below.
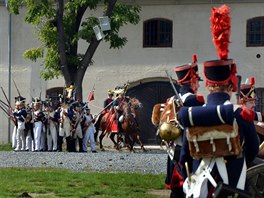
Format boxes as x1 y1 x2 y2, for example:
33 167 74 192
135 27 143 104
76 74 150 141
99 97 145 152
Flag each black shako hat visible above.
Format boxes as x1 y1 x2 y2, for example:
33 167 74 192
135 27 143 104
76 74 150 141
203 4 238 92
174 54 202 84
15 95 26 103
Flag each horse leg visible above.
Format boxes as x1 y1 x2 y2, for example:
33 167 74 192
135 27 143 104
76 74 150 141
135 133 146 152
125 133 135 152
99 132 106 151
110 133 119 150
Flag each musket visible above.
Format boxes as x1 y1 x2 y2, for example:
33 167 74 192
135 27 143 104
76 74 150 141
0 102 10 116
1 86 11 107
12 78 21 97
0 99 12 118
0 87 18 126
236 75 242 105
88 96 118 120
165 70 183 106
0 99 17 126
0 99 10 109
162 140 175 160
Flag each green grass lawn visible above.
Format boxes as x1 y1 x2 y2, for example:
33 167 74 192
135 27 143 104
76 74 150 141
0 168 168 198
0 143 12 151
0 144 169 197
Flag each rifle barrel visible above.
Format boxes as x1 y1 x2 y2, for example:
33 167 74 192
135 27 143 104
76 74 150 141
1 86 11 107
12 78 21 96
165 70 183 104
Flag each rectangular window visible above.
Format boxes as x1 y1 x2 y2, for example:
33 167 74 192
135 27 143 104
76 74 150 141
143 19 172 48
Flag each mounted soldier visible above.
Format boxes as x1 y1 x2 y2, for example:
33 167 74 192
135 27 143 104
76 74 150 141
112 84 130 145
94 90 115 142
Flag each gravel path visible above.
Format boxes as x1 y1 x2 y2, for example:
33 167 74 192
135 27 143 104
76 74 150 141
0 147 168 174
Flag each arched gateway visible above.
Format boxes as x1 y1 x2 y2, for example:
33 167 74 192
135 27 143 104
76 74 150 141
126 80 179 145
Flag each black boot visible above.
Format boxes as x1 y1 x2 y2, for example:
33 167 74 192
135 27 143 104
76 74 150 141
78 138 84 152
71 138 77 152
57 136 63 152
66 136 71 152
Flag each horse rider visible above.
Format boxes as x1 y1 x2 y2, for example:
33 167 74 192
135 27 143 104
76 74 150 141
112 86 129 144
13 96 27 151
166 54 205 198
179 4 259 197
32 97 46 152
104 90 114 109
94 89 115 142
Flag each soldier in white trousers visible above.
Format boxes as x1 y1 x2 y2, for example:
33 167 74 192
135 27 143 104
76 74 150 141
45 104 58 151
12 126 17 149
83 107 97 153
13 99 27 151
58 100 73 152
32 98 45 151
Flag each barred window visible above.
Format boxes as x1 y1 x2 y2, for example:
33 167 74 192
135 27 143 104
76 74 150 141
247 17 264 47
143 18 172 48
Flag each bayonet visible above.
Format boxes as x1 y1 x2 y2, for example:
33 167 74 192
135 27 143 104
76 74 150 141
236 75 242 105
165 70 183 106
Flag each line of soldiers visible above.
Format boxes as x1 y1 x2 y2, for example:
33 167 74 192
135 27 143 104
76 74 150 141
12 95 97 153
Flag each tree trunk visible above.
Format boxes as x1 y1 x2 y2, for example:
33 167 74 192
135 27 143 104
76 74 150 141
57 0 72 85
73 71 84 101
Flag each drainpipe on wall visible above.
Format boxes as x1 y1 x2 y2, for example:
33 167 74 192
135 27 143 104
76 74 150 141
7 4 12 143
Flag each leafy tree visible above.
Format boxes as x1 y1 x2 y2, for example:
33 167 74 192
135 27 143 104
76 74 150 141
8 0 141 100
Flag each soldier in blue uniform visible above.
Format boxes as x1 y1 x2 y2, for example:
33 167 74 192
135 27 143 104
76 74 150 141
179 59 259 197
239 77 264 121
32 97 46 152
239 77 264 159
104 90 114 109
166 54 205 198
13 96 27 151
179 5 259 197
